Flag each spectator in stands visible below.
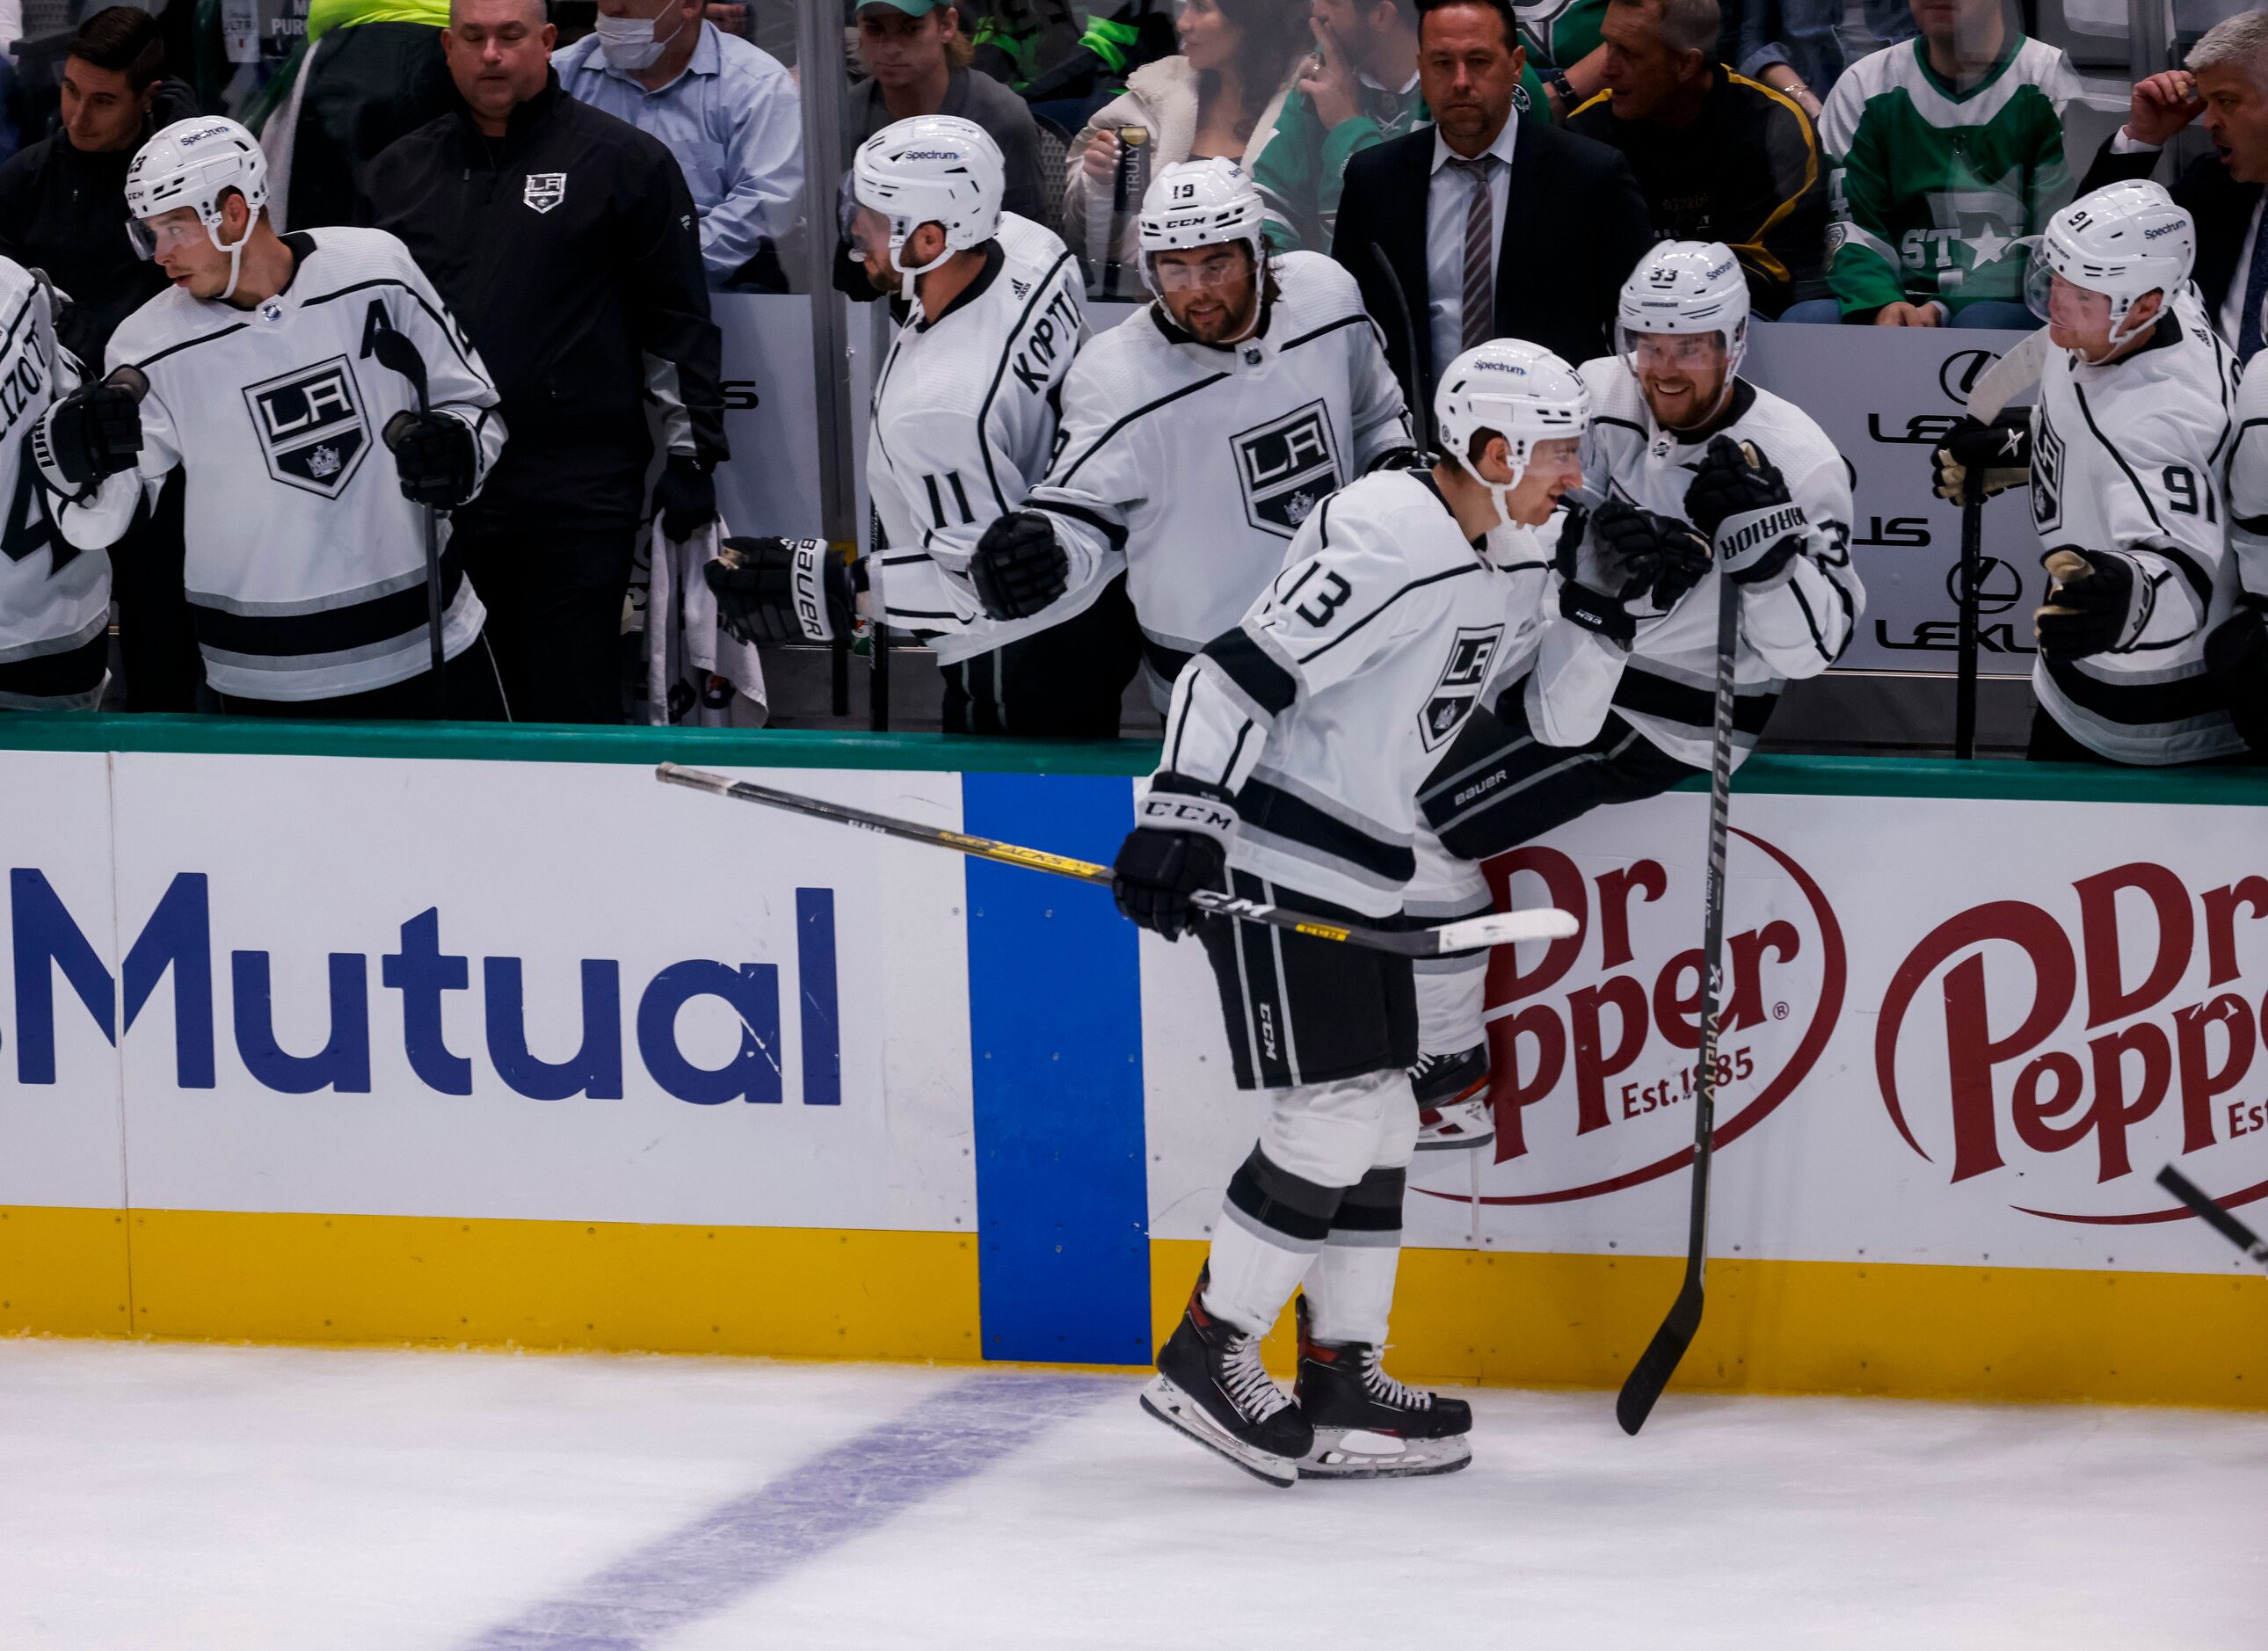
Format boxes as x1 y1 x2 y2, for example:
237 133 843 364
2078 12 2268 359
844 0 1044 221
1334 0 1653 427
1014 0 1182 132
1567 0 1825 316
1789 0 2075 327
371 0 727 724
1061 0 1303 269
1520 0 1610 119
1719 0 1842 119
273 0 456 231
0 6 201 711
556 0 805 290
970 0 1087 90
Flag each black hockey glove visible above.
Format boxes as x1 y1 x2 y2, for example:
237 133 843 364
1559 499 1711 644
1932 410 2032 504
2035 547 2143 661
971 510 1069 621
1683 434 1806 585
1363 445 1428 475
2205 603 2268 754
32 379 141 491
706 536 857 644
382 410 478 507
1111 781 1234 942
655 453 718 542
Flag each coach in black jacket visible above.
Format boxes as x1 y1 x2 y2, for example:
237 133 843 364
1334 0 1654 433
2076 18 2268 358
369 0 726 724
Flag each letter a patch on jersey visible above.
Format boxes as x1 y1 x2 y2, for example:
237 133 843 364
243 356 370 498
1419 624 1503 751
1234 400 1342 538
524 172 567 214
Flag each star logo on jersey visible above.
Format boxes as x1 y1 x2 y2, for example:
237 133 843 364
243 356 370 498
524 172 567 215
1233 401 1343 539
1418 624 1503 751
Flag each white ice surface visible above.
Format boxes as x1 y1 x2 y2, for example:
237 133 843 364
2 1338 2263 1650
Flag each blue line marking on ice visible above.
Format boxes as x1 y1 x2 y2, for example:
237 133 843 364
962 774 1152 1367
795 887 840 1106
462 1372 1118 1651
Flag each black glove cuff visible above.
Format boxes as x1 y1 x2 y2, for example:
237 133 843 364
1559 579 1636 644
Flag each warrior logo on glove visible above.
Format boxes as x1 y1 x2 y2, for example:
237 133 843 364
245 357 368 498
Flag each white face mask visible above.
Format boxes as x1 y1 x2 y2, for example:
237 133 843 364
595 6 690 71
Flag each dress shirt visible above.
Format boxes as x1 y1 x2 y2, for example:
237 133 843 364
556 23 804 286
1426 116 1517 383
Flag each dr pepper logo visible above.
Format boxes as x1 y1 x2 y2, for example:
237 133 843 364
1429 827 1845 1206
1876 861 2268 1223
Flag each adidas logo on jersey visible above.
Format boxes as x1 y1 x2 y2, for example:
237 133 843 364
244 355 370 499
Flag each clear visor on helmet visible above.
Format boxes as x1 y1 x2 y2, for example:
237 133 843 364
1620 327 1729 374
1145 241 1250 294
126 208 211 262
2024 243 2113 331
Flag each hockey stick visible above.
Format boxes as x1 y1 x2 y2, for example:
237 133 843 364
360 303 447 718
1368 244 1427 449
655 763 1576 957
1950 330 2048 760
2156 1164 2268 1274
1616 527 1742 1435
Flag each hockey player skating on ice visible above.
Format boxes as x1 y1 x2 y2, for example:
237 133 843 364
1410 240 1864 1145
1934 181 2257 765
964 156 1415 705
0 260 112 710
1115 338 1585 1487
39 117 509 717
707 116 1136 737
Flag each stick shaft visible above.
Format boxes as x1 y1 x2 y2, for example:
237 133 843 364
1956 481 1981 760
2156 1164 2268 1267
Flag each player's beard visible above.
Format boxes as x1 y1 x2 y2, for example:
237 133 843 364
1170 279 1258 345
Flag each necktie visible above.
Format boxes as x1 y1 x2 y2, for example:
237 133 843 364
2241 201 2268 360
1450 156 1496 354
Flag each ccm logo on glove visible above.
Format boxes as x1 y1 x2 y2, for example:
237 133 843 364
1138 793 1236 835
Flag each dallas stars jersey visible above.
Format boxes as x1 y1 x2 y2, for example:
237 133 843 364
1540 360 1863 769
2029 288 2245 765
0 260 108 709
1021 251 1412 702
1516 0 1606 70
865 212 1098 668
60 228 503 703
1153 469 1552 917
1819 35 2077 316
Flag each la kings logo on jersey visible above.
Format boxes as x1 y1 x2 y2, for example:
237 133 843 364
1419 625 1503 751
1234 400 1341 538
2032 406 2066 535
244 356 369 498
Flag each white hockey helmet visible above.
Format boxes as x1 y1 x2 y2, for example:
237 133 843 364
852 115 1006 303
2025 179 2194 348
1617 238 1750 382
125 116 270 301
1434 338 1588 524
1138 158 1266 287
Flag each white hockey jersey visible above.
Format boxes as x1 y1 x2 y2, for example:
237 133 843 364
865 213 1099 667
1153 469 1552 917
2031 287 2245 764
0 260 108 709
60 228 504 703
1021 251 1413 699
1533 360 1864 768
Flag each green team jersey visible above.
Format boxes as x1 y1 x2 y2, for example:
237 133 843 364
1254 66 1552 253
1516 0 1606 69
1819 34 2079 316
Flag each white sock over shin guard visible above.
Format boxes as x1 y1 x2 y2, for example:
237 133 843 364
1302 1075 1418 1346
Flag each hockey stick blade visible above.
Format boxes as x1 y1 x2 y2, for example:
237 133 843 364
1616 1273 1703 1436
1966 327 2048 422
656 764 1572 959
2155 1164 2268 1271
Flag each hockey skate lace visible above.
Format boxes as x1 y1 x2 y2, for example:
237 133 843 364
1223 1331 1291 1420
1360 1348 1432 1411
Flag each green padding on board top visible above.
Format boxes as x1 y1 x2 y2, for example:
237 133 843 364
0 712 2262 804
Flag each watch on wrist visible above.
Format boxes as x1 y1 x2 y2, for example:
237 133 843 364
1546 68 1576 106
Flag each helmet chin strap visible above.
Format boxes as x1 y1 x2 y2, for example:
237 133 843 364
207 212 251 302
891 223 956 311
1450 440 1525 535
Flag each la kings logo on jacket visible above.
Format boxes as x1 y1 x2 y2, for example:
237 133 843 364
524 172 567 214
1420 625 1502 750
244 356 369 498
1234 400 1341 537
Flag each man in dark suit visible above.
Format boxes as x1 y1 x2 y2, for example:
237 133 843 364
2078 11 2268 356
1333 0 1654 430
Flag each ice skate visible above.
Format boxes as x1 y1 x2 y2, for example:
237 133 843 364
1140 1269 1312 1487
1293 1296 1472 1479
1412 1044 1494 1153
